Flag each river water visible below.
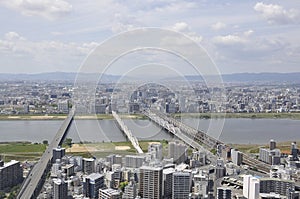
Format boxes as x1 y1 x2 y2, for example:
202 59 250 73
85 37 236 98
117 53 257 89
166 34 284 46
0 118 299 144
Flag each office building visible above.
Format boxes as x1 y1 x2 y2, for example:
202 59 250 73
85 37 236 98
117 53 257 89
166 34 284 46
217 187 231 199
122 177 137 199
168 141 187 164
124 155 145 168
0 160 23 191
106 154 122 167
270 139 276 150
231 149 243 166
163 168 175 199
52 147 65 163
243 175 260 199
99 188 121 199
172 171 191 199
82 158 95 174
291 142 299 161
83 173 104 199
287 188 300 199
53 178 68 199
215 159 226 179
193 172 209 198
139 166 163 199
148 143 163 161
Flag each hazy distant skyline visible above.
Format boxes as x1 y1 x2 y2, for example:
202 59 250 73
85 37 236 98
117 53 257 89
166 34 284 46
0 0 299 74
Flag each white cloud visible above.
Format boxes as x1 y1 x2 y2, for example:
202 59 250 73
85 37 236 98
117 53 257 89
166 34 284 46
172 22 190 32
1 0 72 20
170 22 202 43
211 22 226 31
213 35 246 45
244 29 254 37
4 32 25 41
0 31 98 72
254 2 299 24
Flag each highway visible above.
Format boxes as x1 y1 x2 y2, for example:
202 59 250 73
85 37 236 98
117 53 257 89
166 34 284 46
17 108 75 199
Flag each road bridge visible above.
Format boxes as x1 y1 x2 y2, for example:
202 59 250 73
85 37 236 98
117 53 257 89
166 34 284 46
17 108 75 199
112 111 143 154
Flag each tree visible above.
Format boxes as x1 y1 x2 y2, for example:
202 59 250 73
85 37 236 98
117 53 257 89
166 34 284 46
64 138 72 147
0 192 6 199
42 140 48 145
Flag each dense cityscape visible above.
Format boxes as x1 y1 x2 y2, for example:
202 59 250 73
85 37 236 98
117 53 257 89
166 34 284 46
1 80 300 115
0 0 299 198
0 80 299 199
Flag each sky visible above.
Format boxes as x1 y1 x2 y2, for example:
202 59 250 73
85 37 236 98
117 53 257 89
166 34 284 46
0 0 299 75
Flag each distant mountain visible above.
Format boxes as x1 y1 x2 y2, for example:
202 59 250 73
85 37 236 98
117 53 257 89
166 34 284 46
0 72 121 82
185 72 300 83
1 72 300 83
221 72 300 83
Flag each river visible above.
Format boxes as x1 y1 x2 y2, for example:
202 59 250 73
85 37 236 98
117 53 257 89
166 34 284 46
0 118 299 144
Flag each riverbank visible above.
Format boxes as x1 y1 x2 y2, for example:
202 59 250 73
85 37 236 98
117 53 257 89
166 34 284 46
0 114 146 120
1 112 300 120
174 112 300 120
0 140 168 162
1 140 296 162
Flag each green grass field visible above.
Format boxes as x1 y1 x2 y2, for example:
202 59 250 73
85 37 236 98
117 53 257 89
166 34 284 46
0 142 47 162
173 112 300 120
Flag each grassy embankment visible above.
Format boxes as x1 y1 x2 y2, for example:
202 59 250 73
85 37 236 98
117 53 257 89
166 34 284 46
230 140 300 154
0 113 146 120
174 112 300 120
0 142 47 162
0 140 169 162
1 112 300 120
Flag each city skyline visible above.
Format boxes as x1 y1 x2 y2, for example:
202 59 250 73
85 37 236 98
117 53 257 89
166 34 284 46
0 0 299 74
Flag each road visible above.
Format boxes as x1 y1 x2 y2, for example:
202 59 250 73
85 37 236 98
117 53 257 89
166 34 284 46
17 108 75 199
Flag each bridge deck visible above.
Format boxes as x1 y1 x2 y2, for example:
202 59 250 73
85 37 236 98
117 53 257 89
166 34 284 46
17 108 75 199
112 111 143 154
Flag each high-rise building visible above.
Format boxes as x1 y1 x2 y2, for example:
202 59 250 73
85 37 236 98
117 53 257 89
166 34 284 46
215 159 226 179
260 178 295 196
124 155 145 168
122 177 137 199
287 188 300 199
139 166 163 199
82 158 95 174
193 172 209 198
163 168 175 199
83 173 105 199
168 141 187 164
259 147 281 165
0 160 23 191
148 143 163 161
52 147 65 163
51 159 62 177
106 154 122 167
172 171 191 199
53 178 68 199
244 175 260 199
216 187 231 199
291 142 299 161
270 139 276 150
231 149 243 166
